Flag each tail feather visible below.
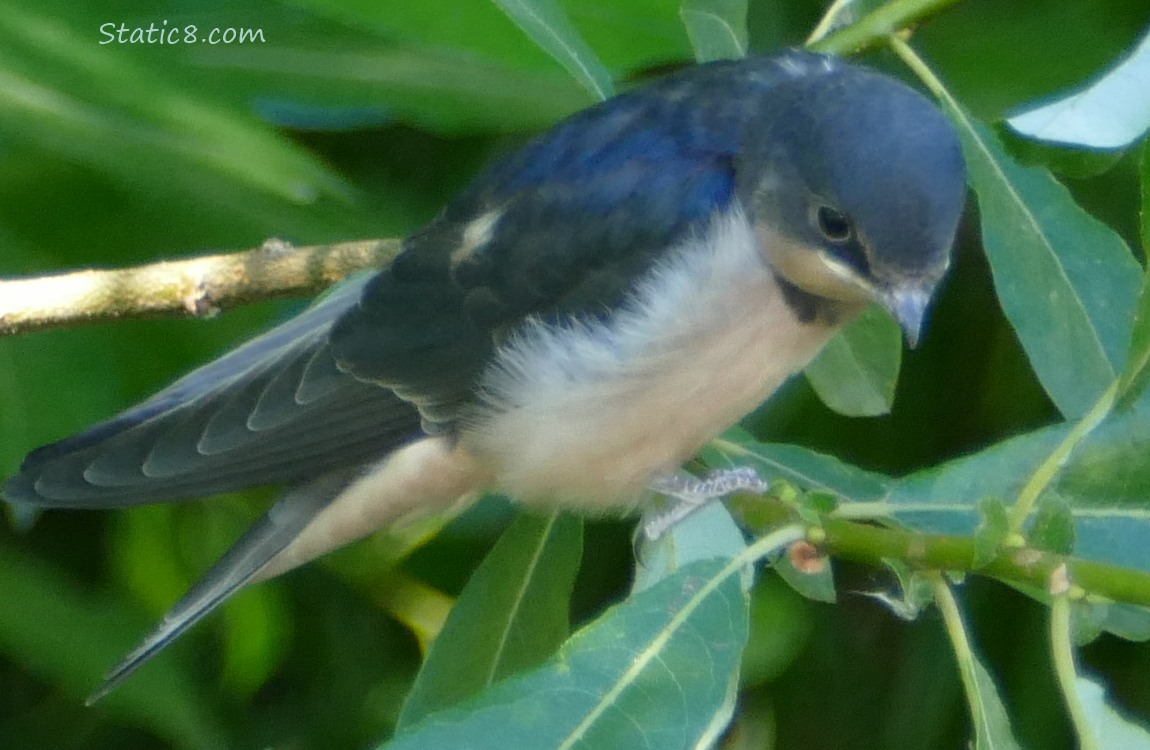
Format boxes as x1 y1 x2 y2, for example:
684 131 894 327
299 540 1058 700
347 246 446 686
86 469 357 704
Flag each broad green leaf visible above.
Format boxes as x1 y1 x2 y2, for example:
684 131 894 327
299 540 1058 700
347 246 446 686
634 501 748 593
491 0 615 100
1007 27 1150 149
942 104 1142 417
1117 271 1150 407
804 306 902 417
680 0 747 63
382 557 748 750
0 544 226 750
1076 676 1150 748
398 512 583 729
884 402 1150 573
710 410 1150 576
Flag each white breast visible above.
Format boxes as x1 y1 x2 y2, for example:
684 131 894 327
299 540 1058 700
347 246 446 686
461 208 846 510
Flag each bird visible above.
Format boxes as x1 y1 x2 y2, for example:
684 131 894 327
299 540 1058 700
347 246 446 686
3 50 967 701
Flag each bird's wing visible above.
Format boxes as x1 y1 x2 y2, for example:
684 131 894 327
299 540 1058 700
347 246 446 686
5 275 423 507
328 57 811 429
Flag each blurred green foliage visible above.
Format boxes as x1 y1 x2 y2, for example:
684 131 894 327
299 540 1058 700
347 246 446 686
2 1 1150 748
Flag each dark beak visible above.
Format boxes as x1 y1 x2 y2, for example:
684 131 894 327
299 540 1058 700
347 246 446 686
882 286 933 349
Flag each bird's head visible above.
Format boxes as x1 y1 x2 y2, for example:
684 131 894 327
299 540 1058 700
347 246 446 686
739 61 966 346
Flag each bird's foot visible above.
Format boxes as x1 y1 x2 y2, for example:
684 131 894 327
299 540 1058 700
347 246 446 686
644 467 768 539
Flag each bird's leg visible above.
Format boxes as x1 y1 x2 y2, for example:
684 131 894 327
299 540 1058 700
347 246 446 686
644 466 769 539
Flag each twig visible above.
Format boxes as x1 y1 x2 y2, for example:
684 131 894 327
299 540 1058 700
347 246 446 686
0 237 402 336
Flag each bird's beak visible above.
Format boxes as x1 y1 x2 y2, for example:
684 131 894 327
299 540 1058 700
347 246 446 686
882 286 934 349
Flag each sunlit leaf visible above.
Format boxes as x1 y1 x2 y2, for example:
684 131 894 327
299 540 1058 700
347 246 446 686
1007 27 1150 149
805 306 902 417
1076 676 1150 748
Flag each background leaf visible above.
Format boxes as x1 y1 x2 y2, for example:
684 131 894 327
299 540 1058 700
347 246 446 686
0 545 226 750
490 0 615 100
804 306 903 417
398 512 583 728
680 0 748 62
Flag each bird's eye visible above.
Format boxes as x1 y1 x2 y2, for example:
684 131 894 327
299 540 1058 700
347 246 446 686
816 205 852 242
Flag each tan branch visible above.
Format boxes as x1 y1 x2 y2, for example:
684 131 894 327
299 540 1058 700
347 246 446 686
0 237 402 336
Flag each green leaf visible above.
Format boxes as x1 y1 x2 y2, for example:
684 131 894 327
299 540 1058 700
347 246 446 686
1076 676 1150 748
943 105 1142 417
0 4 348 206
1028 496 1075 555
773 547 836 603
884 402 1150 574
1142 141 1150 251
805 306 903 417
634 501 748 593
1076 602 1150 643
490 0 615 100
680 0 747 62
383 557 748 750
973 498 1010 569
1116 271 1150 407
935 583 1022 750
965 652 1023 749
398 512 583 728
1006 27 1150 149
208 41 594 133
739 576 812 686
0 544 226 750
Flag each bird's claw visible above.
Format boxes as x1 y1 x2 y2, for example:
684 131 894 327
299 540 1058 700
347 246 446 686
644 467 769 539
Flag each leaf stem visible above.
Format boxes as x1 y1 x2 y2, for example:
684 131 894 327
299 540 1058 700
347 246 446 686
1050 594 1101 750
931 576 1001 742
1008 384 1117 532
805 0 858 46
809 0 963 55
